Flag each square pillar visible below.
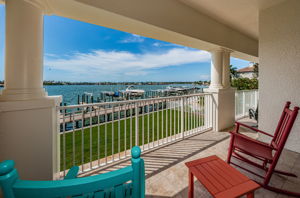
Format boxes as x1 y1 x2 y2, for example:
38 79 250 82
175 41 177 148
205 88 235 131
0 96 62 180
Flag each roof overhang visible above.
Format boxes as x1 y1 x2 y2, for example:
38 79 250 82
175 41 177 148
3 0 287 62
42 0 260 61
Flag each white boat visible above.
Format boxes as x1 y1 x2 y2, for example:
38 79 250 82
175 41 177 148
101 91 115 96
166 86 186 93
84 92 93 96
123 86 145 97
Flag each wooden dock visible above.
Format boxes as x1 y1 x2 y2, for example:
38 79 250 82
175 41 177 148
59 98 172 124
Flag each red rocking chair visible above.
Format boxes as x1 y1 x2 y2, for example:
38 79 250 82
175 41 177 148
227 101 299 196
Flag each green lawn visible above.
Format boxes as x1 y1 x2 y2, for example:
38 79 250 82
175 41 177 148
60 108 204 170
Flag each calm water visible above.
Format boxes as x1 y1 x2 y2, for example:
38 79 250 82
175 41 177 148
44 84 203 105
0 84 204 104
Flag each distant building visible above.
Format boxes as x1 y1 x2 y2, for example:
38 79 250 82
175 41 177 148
237 64 255 79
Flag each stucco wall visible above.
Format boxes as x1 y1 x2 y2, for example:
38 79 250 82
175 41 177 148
259 0 300 152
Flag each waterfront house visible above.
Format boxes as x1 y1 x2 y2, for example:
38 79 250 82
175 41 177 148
0 0 300 197
237 64 256 79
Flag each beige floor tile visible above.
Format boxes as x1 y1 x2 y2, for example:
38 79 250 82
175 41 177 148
79 118 300 198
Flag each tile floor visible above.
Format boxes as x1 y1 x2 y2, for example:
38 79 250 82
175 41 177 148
82 118 300 198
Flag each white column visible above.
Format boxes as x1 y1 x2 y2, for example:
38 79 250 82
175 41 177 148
205 48 235 131
209 50 223 90
0 0 46 101
0 0 61 180
222 50 231 89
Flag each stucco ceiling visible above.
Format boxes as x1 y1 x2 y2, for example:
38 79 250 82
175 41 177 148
179 0 286 39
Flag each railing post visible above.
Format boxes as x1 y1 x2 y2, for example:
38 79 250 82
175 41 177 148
135 103 139 146
242 91 246 116
181 97 185 139
254 90 258 108
235 91 237 118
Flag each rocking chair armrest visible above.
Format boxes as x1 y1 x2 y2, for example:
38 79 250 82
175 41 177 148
229 131 271 148
235 121 274 138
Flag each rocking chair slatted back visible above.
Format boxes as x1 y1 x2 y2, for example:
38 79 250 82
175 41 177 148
271 102 299 150
0 146 145 198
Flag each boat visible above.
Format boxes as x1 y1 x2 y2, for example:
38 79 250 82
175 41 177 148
84 92 93 96
101 91 115 97
165 86 189 94
122 86 145 97
166 86 186 92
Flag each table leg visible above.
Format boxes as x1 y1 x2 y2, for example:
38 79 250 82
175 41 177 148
188 171 194 198
247 191 254 198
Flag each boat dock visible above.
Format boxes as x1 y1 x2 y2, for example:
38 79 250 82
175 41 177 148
59 98 170 124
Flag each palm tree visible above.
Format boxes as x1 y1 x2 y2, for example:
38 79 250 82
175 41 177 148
230 65 238 81
253 63 259 78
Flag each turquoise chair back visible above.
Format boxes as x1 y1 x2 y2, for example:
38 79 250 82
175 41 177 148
0 146 145 198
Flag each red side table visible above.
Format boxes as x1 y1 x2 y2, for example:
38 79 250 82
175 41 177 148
185 155 260 198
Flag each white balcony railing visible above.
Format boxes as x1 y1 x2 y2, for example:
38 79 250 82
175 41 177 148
235 89 258 119
58 93 215 176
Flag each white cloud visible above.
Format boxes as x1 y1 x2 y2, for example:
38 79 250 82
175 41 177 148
45 48 210 80
119 34 145 43
152 42 183 48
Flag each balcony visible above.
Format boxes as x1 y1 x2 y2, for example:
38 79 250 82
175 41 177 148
1 0 300 197
58 90 258 176
54 90 299 197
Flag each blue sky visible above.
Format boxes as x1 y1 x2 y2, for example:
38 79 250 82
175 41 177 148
0 5 250 82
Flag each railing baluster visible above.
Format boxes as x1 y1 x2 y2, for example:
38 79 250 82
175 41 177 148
97 107 100 166
188 97 190 135
174 98 176 139
162 100 164 143
199 96 202 130
152 101 154 148
118 103 121 160
147 103 150 149
191 97 193 133
112 105 114 162
142 101 144 150
89 106 92 169
62 110 66 177
124 103 127 157
242 91 246 117
105 106 107 164
72 111 75 167
193 96 197 133
204 96 210 128
169 99 172 142
81 108 84 172
177 98 180 139
181 97 184 139
130 103 132 149
157 101 160 146
196 96 198 130
201 96 203 130
166 99 169 142
135 102 139 146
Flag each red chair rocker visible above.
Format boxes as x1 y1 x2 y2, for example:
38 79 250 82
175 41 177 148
227 101 299 196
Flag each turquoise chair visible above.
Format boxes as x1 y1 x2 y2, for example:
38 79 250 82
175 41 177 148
0 146 145 198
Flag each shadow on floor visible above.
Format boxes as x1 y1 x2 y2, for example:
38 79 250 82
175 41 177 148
81 130 229 179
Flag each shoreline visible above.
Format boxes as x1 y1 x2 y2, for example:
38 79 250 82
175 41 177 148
43 81 209 86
